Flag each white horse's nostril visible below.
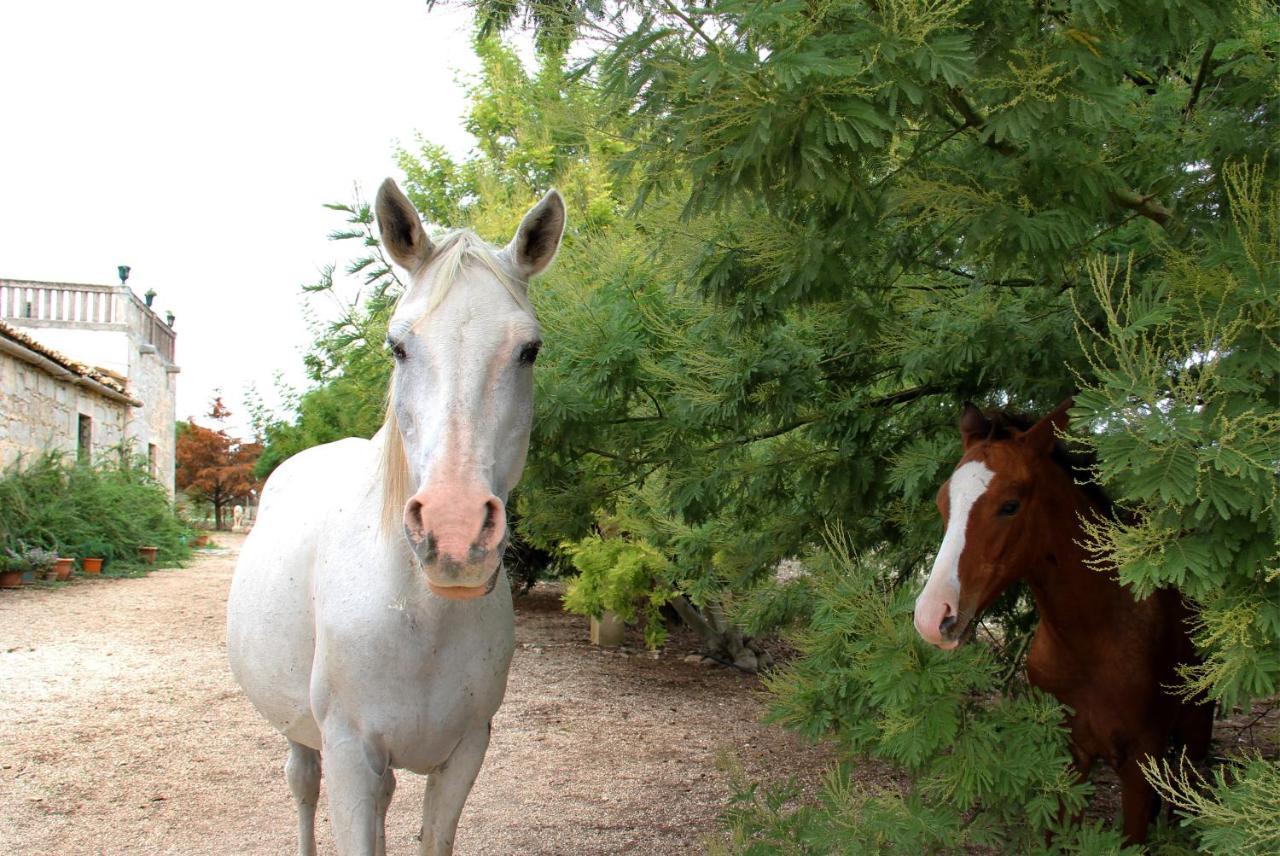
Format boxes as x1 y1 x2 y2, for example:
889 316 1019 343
479 498 500 537
403 497 426 540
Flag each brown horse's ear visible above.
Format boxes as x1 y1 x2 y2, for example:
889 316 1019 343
959 402 990 449
376 178 434 273
1022 397 1074 455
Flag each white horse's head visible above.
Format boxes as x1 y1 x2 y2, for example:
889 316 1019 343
375 178 564 600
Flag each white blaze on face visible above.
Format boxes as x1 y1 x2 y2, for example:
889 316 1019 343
913 460 995 648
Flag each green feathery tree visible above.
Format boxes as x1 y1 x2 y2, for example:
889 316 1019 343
427 0 1278 851
260 1 1277 850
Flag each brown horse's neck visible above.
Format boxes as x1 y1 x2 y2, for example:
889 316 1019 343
1022 470 1130 646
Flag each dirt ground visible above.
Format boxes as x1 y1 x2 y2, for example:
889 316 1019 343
4 536 1276 855
0 534 831 855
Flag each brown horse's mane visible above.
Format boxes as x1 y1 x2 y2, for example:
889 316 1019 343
978 409 1118 520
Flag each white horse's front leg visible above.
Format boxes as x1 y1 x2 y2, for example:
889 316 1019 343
284 739 321 856
323 725 390 856
419 721 491 856
374 767 396 856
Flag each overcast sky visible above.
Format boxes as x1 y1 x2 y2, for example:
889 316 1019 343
0 0 505 435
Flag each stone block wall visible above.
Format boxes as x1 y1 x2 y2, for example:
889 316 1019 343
125 343 176 493
0 350 129 471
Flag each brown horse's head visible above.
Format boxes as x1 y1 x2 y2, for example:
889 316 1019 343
913 398 1074 649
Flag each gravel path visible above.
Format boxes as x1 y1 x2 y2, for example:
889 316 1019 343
0 534 829 855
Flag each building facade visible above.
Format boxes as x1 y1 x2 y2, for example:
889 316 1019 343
0 278 179 492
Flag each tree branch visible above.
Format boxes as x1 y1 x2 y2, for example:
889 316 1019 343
659 0 720 55
707 418 814 451
945 88 1173 227
1112 189 1173 226
582 446 655 465
919 261 1048 289
1183 42 1217 121
867 385 943 408
945 89 1017 156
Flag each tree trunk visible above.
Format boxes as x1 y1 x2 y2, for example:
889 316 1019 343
669 595 773 673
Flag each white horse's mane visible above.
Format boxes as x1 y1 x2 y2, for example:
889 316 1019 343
379 229 534 537
416 230 534 318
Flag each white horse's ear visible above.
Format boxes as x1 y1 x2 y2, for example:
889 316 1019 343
506 189 565 278
376 178 434 273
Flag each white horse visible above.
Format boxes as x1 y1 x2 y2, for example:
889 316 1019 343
227 178 564 856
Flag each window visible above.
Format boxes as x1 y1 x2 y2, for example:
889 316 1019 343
77 414 92 463
148 443 158 479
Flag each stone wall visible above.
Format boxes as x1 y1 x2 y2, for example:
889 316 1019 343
125 333 177 493
0 350 129 470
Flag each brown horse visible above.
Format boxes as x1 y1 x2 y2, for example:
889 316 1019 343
912 399 1213 844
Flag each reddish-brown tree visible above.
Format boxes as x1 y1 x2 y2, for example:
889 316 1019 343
175 397 262 530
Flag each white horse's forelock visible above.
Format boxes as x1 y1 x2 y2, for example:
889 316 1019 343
378 230 536 537
416 230 534 319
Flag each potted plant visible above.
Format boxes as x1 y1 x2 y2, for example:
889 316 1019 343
30 547 59 582
78 537 111 574
53 555 75 581
0 555 19 589
7 545 58 583
138 544 159 564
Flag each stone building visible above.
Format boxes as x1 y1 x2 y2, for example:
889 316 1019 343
0 278 179 493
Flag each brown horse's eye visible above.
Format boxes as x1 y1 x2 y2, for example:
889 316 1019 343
998 500 1021 517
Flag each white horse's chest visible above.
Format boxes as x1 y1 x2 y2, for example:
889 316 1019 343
312 557 514 773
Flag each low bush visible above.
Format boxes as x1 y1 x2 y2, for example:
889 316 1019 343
0 451 191 572
721 539 1133 855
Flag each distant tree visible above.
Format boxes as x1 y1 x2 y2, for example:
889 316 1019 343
176 397 261 530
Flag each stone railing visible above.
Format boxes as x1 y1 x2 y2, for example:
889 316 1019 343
0 280 124 325
0 279 175 364
131 296 176 363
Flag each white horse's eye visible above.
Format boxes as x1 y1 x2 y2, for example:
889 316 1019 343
518 341 541 365
388 339 407 361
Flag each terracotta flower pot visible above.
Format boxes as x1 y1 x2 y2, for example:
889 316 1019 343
138 545 159 564
81 557 104 574
0 570 21 589
54 557 74 581
193 534 210 547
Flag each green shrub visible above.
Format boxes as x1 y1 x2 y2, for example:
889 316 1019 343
0 451 190 571
723 538 1131 854
75 536 115 561
562 533 678 647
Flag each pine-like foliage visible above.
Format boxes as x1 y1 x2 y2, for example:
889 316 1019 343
1074 162 1279 713
455 0 1279 850
720 538 1121 853
265 1 1277 848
